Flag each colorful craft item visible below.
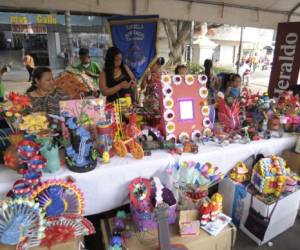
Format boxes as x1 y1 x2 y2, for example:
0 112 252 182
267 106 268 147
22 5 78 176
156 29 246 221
11 179 32 198
158 74 211 142
129 177 152 211
209 201 219 222
285 176 298 193
218 98 240 132
19 113 49 133
3 145 22 170
179 210 200 236
198 202 211 226
0 198 45 247
31 179 84 217
26 155 47 171
251 155 287 197
230 162 250 183
211 193 223 213
37 214 95 249
62 112 98 173
23 170 42 187
17 140 40 161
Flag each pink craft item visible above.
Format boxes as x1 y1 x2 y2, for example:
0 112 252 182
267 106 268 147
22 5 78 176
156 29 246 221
158 74 210 141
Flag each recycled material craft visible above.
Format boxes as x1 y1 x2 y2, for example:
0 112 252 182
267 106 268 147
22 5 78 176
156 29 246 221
62 111 98 173
158 74 214 141
0 198 45 247
251 155 287 197
38 214 95 249
31 180 84 217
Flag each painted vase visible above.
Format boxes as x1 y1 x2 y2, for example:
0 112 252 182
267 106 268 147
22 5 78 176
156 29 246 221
37 137 60 173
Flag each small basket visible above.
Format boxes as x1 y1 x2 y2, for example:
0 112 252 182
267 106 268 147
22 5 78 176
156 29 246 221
130 204 177 232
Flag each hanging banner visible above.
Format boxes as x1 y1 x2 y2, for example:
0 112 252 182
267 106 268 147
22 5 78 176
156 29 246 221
268 22 300 97
108 15 159 80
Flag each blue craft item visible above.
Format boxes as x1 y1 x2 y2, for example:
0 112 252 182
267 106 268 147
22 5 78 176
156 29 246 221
208 105 215 129
0 199 45 246
232 183 247 226
114 218 125 230
63 112 97 173
110 236 123 246
43 186 65 217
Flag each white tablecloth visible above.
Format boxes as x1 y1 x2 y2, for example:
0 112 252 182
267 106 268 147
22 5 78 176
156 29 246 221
0 134 297 216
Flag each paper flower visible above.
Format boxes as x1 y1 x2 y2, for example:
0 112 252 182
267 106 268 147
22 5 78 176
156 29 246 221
19 113 49 133
166 122 176 133
201 105 210 116
185 75 195 85
203 117 211 128
173 75 182 85
199 87 208 98
161 75 171 85
198 74 208 85
164 109 175 121
163 85 173 96
164 98 174 109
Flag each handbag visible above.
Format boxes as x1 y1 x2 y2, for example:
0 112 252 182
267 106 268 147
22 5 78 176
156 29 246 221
244 194 278 240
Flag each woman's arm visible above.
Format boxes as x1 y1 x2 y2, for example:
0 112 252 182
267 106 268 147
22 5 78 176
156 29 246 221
99 72 127 96
224 85 232 98
124 65 135 82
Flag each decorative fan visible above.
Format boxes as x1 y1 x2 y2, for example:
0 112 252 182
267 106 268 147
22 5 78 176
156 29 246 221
40 214 94 249
31 180 84 217
0 198 45 246
128 178 152 211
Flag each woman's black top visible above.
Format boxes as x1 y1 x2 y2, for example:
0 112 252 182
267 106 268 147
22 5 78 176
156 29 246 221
106 68 133 103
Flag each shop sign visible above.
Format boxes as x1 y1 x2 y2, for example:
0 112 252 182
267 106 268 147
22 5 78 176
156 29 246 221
9 14 57 25
10 16 29 24
11 24 48 34
268 22 300 97
36 15 57 24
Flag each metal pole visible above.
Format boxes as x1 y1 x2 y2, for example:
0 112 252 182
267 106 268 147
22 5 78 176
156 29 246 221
65 11 73 65
236 26 244 74
188 20 195 65
132 0 137 15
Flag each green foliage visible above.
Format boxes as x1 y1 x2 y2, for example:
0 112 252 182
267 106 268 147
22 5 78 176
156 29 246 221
213 66 235 75
189 63 204 74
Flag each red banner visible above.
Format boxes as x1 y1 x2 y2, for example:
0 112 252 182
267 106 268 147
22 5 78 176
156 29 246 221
268 22 300 97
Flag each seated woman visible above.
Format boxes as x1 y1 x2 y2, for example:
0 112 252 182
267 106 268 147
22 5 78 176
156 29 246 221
99 47 136 103
26 67 68 116
174 64 188 75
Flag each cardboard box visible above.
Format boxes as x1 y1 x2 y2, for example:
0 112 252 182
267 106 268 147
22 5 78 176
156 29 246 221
282 149 300 174
219 177 300 246
0 238 82 250
179 210 200 236
101 216 236 250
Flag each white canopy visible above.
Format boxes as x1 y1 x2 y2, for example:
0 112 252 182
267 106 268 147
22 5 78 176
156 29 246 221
1 0 300 29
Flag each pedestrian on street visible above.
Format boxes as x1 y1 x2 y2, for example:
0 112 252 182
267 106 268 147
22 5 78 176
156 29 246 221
22 54 35 82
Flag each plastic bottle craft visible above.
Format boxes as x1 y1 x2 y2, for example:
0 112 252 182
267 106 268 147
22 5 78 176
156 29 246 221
62 112 98 173
31 180 84 217
0 198 45 248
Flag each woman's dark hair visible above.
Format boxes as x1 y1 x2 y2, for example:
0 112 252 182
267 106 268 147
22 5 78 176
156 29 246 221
26 66 52 93
175 64 187 74
104 46 126 86
232 73 241 82
156 57 165 66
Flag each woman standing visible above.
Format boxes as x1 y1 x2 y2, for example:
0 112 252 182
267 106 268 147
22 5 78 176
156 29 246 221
204 59 220 104
99 47 136 103
26 67 68 116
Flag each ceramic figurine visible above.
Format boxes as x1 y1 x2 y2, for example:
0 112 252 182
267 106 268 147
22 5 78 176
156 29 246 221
62 112 98 173
209 201 219 221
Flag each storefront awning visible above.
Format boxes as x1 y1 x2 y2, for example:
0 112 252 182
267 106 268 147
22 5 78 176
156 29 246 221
0 0 300 29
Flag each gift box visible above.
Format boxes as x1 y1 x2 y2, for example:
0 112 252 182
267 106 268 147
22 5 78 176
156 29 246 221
178 210 200 236
130 204 177 232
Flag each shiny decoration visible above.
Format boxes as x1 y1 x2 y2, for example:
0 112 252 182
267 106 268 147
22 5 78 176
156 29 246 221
164 109 175 122
201 105 210 116
161 75 171 85
163 85 174 96
198 74 208 85
203 117 211 128
166 122 176 134
164 97 174 109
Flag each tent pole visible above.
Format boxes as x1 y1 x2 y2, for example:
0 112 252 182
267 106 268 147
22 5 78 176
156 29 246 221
188 20 195 65
236 26 244 74
65 11 73 65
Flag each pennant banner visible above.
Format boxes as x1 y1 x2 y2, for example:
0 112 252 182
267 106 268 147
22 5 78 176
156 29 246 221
109 15 159 80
